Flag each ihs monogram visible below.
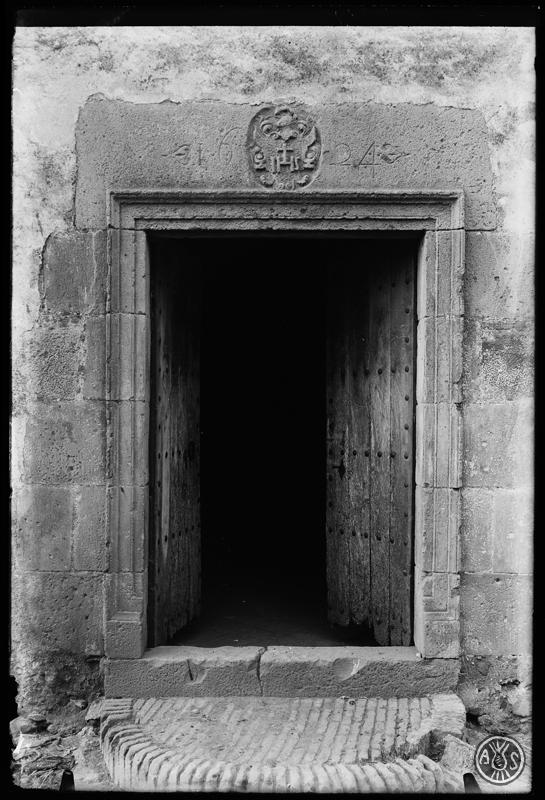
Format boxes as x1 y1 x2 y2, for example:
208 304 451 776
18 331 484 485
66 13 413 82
247 105 321 189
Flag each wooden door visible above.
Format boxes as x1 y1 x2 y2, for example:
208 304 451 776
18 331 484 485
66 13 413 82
326 240 416 646
148 239 202 646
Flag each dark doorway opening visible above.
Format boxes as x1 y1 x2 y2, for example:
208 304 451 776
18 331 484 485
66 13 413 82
148 235 417 647
197 241 328 645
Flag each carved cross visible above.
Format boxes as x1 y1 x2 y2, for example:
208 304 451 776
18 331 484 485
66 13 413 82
277 141 294 166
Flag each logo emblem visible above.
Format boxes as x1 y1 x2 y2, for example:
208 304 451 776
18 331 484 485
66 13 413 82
247 104 321 189
474 735 526 785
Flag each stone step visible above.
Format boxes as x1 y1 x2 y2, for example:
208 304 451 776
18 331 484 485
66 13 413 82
104 645 459 698
100 694 467 792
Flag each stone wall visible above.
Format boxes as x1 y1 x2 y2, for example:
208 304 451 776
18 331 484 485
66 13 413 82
12 27 534 726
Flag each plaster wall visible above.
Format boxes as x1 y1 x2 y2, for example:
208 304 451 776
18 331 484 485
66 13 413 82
11 27 534 729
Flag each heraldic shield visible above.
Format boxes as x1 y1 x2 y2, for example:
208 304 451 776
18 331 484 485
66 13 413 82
247 104 322 189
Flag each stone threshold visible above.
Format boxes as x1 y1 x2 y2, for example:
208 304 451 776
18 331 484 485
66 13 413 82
105 645 459 698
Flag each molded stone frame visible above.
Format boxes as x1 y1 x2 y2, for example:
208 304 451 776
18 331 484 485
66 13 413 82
105 189 464 661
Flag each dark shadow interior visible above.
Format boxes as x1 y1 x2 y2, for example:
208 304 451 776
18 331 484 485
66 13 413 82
149 235 416 647
200 242 326 604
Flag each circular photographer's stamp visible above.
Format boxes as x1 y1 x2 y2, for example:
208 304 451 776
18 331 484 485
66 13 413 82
474 734 526 785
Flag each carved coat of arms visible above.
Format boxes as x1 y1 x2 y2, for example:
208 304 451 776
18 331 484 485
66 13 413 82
247 105 321 189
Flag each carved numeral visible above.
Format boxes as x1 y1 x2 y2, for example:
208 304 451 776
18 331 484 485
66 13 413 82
330 143 351 166
218 127 241 165
162 143 206 165
357 142 375 166
328 141 408 169
176 144 192 164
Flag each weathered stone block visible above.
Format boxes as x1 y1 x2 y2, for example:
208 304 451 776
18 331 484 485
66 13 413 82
13 571 104 655
105 619 146 660
13 486 72 571
465 232 534 321
108 401 149 486
417 232 436 321
461 574 532 656
415 486 460 573
104 572 147 658
461 488 494 573
10 414 26 488
416 402 461 488
107 486 148 572
436 231 465 318
492 488 533 574
417 231 464 320
461 487 533 575
420 571 460 616
105 572 146 618
108 314 148 401
414 618 461 659
14 320 85 403
462 400 533 488
415 403 436 487
105 646 263 697
73 486 108 571
110 230 148 315
416 316 463 406
22 402 106 484
259 647 460 697
414 570 460 654
82 316 106 400
463 319 534 403
42 230 107 315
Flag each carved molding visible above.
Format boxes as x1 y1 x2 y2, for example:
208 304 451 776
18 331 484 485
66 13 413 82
105 189 464 659
109 189 464 231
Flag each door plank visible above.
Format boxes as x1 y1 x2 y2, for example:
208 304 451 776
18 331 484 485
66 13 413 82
326 265 373 628
388 248 415 645
149 243 201 645
368 265 391 646
326 268 351 625
326 242 415 644
345 266 371 626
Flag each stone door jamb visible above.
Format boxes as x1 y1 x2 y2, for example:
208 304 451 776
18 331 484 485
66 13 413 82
104 189 464 661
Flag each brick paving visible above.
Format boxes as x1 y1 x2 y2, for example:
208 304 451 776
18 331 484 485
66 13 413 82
100 695 466 792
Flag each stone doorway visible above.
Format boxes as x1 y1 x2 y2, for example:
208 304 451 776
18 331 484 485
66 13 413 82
147 234 418 649
104 189 464 665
